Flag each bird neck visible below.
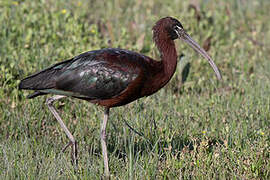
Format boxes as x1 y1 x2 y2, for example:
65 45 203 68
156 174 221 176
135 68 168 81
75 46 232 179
153 36 178 86
158 40 178 79
142 39 177 96
151 21 178 88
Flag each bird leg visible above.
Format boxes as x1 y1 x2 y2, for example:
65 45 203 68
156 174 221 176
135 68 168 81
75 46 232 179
45 95 78 168
101 107 110 178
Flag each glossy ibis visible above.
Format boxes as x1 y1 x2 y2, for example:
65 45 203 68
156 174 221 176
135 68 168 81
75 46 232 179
19 17 222 177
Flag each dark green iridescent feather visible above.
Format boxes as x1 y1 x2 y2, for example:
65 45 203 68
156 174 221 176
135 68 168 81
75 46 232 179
19 48 144 100
54 62 138 99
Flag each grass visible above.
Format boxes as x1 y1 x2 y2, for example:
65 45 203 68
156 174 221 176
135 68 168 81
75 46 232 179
0 0 270 179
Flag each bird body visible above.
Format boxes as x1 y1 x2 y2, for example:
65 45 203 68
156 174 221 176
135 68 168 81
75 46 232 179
19 17 222 177
19 47 175 107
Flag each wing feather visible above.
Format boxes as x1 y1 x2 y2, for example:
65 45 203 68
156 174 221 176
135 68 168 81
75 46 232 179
20 48 146 100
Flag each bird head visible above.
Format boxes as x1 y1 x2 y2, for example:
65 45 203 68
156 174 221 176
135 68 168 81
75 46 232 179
153 17 222 80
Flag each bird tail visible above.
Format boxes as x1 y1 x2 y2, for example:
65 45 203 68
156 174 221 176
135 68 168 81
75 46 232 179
18 69 60 99
19 58 75 99
18 70 57 90
19 58 74 90
26 91 47 99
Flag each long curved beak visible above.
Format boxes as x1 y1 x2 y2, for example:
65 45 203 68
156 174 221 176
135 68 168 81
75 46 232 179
176 28 222 80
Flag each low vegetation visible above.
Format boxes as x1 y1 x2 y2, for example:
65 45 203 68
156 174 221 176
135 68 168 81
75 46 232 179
0 0 269 179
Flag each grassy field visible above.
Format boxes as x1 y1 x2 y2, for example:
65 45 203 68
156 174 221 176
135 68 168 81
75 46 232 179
1 0 270 179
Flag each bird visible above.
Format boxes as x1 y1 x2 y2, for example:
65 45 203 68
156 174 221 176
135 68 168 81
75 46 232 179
19 17 222 177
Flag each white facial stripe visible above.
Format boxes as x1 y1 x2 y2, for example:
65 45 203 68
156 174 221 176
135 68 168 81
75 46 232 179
175 25 182 30
174 25 183 37
174 25 185 38
174 29 180 37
